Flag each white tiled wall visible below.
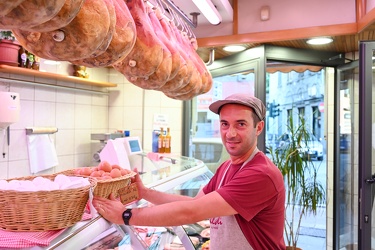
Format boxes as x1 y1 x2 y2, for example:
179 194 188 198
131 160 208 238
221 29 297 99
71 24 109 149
0 62 183 180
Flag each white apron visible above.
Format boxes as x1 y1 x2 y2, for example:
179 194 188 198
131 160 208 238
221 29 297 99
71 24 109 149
209 148 259 250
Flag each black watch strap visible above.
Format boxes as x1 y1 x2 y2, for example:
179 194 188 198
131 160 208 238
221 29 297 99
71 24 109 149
122 209 132 225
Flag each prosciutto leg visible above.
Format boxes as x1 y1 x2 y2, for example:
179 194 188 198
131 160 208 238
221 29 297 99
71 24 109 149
113 0 164 79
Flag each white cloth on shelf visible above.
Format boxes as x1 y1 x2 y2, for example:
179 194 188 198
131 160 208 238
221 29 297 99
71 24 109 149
27 134 58 174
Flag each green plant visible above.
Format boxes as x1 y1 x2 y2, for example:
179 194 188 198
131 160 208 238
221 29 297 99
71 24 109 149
0 30 15 41
268 113 326 249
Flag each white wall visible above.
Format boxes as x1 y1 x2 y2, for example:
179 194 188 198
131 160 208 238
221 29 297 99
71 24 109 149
0 63 183 180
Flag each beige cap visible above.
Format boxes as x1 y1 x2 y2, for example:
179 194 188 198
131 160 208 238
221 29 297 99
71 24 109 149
209 93 266 120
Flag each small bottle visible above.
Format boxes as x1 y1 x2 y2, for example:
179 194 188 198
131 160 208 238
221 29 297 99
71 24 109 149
19 48 27 68
164 127 171 153
158 127 165 153
27 52 34 69
32 56 40 70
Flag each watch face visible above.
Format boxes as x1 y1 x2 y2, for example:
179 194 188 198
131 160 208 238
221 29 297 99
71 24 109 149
123 209 132 225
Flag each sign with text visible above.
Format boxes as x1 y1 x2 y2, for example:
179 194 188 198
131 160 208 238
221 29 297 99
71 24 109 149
119 183 139 205
153 113 169 130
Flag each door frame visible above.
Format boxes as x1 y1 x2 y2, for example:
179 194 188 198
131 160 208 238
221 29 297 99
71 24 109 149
182 45 267 154
358 41 374 250
335 60 359 249
183 45 345 156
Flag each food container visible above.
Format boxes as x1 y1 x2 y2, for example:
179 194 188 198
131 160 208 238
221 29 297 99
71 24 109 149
0 174 96 232
60 168 136 199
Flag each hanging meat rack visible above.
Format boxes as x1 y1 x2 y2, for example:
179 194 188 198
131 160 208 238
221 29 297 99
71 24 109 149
148 0 197 38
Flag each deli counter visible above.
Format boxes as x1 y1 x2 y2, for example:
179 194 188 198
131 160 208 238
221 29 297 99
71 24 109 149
2 153 213 250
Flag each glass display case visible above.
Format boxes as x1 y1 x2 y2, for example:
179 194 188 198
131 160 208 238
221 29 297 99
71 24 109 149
16 154 212 250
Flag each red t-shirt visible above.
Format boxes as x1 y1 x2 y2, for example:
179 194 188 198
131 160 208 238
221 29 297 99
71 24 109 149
203 151 286 250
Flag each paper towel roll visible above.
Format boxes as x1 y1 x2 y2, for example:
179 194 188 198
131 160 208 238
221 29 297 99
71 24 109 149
26 127 58 135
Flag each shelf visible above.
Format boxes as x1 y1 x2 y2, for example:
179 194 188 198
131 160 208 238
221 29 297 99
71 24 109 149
0 64 117 88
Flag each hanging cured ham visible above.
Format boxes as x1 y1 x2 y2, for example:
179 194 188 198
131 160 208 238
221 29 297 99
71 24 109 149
155 10 190 94
26 0 85 32
123 4 173 90
149 7 181 81
0 0 26 17
0 0 213 100
0 0 66 30
12 0 113 61
113 0 164 80
161 23 203 100
70 0 136 67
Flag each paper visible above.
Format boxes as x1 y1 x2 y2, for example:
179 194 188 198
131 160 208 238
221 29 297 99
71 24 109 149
27 134 58 174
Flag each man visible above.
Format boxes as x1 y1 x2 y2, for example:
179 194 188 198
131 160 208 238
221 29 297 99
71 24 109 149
93 93 286 249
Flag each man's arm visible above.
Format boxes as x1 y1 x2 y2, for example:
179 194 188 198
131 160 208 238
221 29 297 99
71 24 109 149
93 190 236 226
132 167 205 205
141 187 205 205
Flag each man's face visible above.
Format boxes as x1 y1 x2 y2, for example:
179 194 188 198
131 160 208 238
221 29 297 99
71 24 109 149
219 104 263 159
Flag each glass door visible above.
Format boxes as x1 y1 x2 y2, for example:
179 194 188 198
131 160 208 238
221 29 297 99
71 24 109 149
335 61 359 249
187 46 265 173
358 41 375 250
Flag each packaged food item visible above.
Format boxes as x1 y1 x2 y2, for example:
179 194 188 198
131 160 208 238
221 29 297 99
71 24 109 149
164 127 171 153
201 240 210 250
158 127 165 153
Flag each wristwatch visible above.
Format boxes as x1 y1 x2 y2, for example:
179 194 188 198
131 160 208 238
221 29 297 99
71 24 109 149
122 209 132 225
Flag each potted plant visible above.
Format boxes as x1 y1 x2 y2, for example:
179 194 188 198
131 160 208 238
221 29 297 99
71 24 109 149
0 30 21 66
268 113 326 250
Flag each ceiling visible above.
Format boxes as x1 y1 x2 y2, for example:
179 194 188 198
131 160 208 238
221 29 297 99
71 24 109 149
195 32 370 63
166 0 375 63
171 0 234 26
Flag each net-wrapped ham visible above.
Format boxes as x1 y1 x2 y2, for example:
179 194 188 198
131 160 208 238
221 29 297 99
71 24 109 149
12 0 112 61
113 0 164 80
0 0 65 30
156 12 191 93
27 0 85 32
125 5 173 90
161 23 202 99
70 0 137 67
0 0 25 17
149 7 181 82
71 0 116 63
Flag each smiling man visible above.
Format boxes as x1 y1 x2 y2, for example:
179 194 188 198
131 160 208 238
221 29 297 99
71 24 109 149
93 93 286 250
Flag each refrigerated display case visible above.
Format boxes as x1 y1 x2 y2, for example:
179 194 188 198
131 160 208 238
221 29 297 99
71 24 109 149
10 154 213 250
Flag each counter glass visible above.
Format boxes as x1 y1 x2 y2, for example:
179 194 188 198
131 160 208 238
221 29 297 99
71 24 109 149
15 154 213 250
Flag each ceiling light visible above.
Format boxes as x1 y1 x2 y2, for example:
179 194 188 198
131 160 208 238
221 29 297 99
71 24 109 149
306 37 333 45
192 0 222 25
223 45 246 52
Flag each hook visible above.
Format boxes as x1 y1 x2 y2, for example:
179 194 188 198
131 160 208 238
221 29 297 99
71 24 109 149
205 48 216 66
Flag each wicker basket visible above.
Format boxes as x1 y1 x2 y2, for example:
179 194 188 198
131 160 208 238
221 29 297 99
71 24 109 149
61 168 136 199
0 174 96 232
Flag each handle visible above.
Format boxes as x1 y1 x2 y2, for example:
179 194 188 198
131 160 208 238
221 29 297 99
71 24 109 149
365 174 375 184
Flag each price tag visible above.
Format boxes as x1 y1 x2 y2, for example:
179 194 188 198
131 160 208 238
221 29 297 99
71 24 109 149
118 183 139 205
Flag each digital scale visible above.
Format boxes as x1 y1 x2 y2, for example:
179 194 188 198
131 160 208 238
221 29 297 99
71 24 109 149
100 137 143 170
91 133 143 170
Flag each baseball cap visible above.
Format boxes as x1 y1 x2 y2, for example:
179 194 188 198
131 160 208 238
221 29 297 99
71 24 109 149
209 93 266 120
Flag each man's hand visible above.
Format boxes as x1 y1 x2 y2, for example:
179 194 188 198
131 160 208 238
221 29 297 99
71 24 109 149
93 193 126 225
132 167 148 199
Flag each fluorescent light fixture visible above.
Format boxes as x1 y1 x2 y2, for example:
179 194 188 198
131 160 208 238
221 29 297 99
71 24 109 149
192 0 222 25
223 45 246 52
306 37 333 45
